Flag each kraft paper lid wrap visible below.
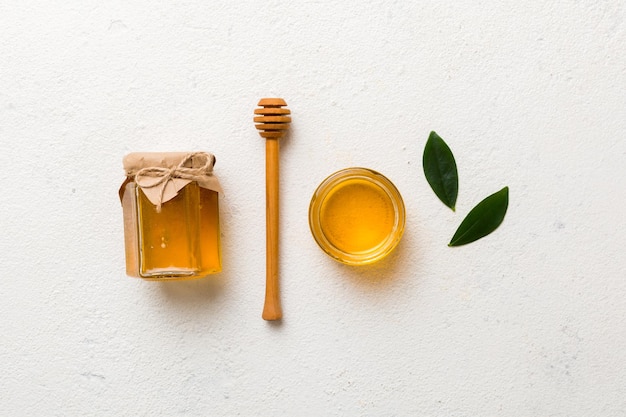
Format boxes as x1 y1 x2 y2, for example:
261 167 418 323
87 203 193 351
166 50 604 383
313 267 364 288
121 152 222 210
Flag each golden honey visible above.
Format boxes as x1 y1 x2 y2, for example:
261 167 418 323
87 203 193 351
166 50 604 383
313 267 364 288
120 152 222 280
309 168 405 265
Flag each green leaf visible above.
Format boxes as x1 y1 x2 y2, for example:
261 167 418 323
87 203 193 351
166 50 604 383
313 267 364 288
449 187 509 246
423 131 458 211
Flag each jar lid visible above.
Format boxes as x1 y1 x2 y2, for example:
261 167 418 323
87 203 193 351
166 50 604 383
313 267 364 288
122 152 222 208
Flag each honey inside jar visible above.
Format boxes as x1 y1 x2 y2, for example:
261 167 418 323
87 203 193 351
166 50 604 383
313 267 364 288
320 178 395 253
136 183 221 278
309 168 405 265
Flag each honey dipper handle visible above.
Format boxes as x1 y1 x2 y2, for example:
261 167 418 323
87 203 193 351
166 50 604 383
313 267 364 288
263 138 282 321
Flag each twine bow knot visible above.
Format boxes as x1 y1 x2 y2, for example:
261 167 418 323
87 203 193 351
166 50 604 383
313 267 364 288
134 152 216 212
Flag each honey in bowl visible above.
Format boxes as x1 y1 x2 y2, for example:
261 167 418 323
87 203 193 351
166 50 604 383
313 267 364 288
309 168 405 265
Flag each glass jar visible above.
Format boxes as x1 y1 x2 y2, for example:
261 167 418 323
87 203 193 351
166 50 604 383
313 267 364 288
309 167 405 265
119 152 222 280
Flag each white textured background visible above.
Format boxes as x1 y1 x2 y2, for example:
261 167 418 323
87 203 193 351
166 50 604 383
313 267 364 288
1 1 625 416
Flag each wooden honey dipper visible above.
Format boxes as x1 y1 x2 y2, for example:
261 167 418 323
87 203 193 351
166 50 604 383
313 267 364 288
254 98 291 321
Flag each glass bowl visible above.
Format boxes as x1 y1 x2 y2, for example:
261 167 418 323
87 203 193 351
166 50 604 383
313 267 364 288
308 167 405 265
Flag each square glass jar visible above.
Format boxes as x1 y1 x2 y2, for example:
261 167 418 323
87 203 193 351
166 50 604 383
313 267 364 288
120 152 222 280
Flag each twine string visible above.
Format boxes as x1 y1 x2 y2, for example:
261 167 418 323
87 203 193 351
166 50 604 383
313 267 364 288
134 152 215 212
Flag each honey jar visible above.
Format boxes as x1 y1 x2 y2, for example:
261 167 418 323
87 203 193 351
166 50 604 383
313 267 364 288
309 168 405 265
119 152 222 280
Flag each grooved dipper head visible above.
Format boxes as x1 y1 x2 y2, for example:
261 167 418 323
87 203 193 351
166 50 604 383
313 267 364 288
254 98 291 139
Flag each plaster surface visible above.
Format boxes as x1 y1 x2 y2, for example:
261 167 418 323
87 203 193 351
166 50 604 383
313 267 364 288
1 1 625 416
